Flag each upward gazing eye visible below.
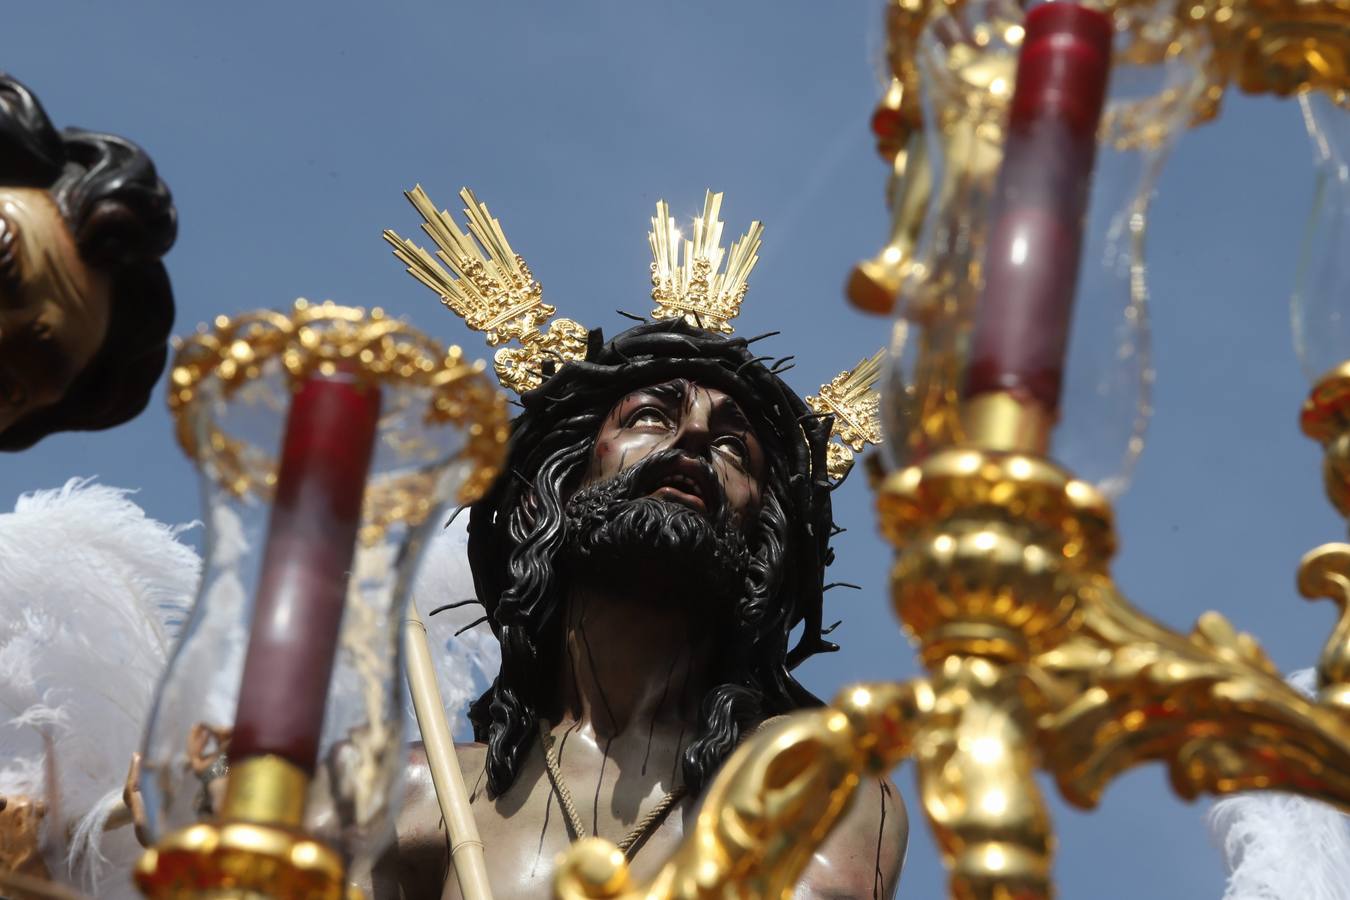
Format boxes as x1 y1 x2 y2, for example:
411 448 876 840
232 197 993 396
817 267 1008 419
714 434 748 463
628 405 672 429
0 214 20 292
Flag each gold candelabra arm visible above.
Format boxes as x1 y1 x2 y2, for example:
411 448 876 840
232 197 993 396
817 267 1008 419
871 442 1350 895
1297 543 1350 711
846 134 932 316
1034 576 1350 812
552 682 926 900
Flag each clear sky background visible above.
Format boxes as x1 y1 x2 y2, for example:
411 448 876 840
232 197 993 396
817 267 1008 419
0 3 1334 897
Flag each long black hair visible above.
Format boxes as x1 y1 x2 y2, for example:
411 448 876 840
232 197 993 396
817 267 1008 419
466 320 840 797
0 73 176 450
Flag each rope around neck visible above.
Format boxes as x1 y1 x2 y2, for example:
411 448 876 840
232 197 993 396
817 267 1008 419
538 719 688 860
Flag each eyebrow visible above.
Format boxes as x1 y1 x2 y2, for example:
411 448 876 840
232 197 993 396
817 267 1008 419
710 395 752 433
628 379 754 433
640 381 686 404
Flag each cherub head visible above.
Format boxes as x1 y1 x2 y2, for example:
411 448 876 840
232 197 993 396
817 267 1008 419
0 73 176 450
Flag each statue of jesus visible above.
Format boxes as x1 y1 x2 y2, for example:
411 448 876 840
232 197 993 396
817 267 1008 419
366 320 908 899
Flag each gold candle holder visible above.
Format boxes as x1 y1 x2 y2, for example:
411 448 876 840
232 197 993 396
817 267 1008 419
553 389 1350 899
134 302 508 900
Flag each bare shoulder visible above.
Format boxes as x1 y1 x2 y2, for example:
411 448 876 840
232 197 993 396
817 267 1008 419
798 775 908 900
367 741 491 900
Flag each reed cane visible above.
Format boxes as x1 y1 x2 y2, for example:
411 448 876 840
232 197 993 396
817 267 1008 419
404 601 493 900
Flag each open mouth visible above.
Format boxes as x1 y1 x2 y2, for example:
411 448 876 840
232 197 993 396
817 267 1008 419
639 458 720 516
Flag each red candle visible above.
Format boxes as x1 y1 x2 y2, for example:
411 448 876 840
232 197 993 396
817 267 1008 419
229 372 381 772
963 2 1113 412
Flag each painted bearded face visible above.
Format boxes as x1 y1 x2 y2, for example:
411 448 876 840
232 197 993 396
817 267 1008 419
582 379 766 527
560 378 768 604
0 187 110 435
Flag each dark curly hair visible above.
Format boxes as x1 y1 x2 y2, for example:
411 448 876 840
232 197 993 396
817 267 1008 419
465 319 841 797
0 72 177 450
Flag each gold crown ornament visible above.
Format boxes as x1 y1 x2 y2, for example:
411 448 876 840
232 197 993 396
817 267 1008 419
386 187 882 481
649 192 762 334
383 186 589 394
806 350 885 481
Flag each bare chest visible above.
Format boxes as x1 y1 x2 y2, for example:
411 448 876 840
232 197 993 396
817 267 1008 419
399 729 693 900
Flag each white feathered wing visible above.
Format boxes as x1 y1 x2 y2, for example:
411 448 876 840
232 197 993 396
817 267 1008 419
0 480 199 897
0 482 495 898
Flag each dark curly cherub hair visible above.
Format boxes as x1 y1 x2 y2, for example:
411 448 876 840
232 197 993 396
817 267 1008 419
0 73 177 450
465 319 843 798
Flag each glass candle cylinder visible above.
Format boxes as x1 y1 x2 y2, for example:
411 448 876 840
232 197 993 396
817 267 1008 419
962 2 1114 413
136 301 506 890
882 0 1025 468
229 372 381 771
1053 3 1214 494
1290 90 1350 382
884 0 1214 496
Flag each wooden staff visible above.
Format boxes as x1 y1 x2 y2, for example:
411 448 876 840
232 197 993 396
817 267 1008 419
403 601 493 900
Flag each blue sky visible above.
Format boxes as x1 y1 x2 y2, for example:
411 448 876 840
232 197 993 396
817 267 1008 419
0 3 1333 897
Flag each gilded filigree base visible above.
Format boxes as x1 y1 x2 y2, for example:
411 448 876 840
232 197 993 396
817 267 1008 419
134 820 351 900
136 756 361 900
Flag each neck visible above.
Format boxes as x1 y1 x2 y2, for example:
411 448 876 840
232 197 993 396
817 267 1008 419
554 580 717 738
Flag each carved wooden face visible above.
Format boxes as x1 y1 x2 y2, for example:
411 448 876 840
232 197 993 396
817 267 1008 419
584 379 767 526
0 187 110 435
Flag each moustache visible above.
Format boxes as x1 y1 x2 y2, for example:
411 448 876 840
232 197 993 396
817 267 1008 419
563 448 749 584
598 448 726 517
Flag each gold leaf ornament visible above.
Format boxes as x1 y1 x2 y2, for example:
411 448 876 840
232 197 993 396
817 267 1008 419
648 190 762 334
383 186 588 393
386 185 884 476
807 350 886 481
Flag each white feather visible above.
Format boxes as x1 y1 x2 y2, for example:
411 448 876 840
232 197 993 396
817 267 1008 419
1208 669 1350 899
0 483 496 895
0 479 199 897
0 484 496 897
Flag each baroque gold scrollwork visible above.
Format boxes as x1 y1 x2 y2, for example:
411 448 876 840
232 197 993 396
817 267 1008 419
882 445 1350 824
1297 543 1350 711
1035 586 1350 810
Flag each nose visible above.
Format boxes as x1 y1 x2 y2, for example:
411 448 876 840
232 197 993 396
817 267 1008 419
671 389 715 458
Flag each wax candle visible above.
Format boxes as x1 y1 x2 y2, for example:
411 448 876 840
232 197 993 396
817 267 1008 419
229 372 381 772
963 2 1113 413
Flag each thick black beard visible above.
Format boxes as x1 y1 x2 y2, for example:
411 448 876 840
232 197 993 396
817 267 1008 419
562 448 752 607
